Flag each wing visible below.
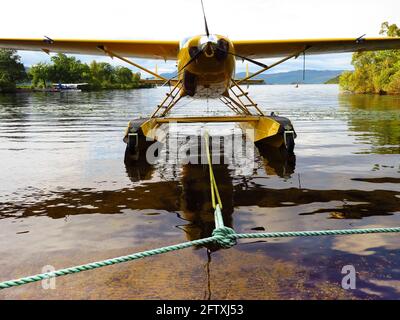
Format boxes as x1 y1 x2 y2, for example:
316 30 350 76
232 38 400 59
0 38 179 60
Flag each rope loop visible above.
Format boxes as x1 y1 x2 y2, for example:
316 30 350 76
212 226 237 248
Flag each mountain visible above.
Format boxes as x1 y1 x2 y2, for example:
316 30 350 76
156 72 177 79
154 70 344 85
235 70 344 84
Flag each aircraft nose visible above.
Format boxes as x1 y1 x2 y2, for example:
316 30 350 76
203 42 214 58
198 36 230 61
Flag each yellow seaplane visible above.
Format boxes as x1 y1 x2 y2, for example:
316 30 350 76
1 1 400 156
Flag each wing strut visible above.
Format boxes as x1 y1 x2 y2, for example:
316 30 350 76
235 46 310 85
97 46 168 82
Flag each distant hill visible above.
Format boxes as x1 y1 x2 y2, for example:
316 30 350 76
156 72 176 79
154 69 344 85
235 70 345 84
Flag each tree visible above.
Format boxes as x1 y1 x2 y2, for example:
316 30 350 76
133 72 141 85
29 62 51 88
49 53 89 83
0 49 27 92
88 61 115 89
380 21 400 37
115 66 134 84
0 49 146 91
340 22 400 94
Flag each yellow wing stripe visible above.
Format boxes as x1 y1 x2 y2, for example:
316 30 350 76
0 38 180 60
232 37 400 59
2 37 400 61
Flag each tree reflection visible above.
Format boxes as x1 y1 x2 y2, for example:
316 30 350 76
339 93 400 154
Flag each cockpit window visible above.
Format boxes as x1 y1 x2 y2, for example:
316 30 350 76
179 36 192 49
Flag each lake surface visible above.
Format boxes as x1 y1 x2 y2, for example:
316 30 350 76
0 84 399 299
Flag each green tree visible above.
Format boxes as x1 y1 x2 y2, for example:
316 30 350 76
29 62 51 88
340 22 400 94
0 49 27 92
1 49 147 91
133 72 141 85
380 21 400 37
115 66 134 84
88 61 115 89
49 53 90 83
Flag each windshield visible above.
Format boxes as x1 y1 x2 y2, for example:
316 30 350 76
179 36 193 48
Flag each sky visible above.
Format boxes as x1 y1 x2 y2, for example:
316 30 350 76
0 0 399 74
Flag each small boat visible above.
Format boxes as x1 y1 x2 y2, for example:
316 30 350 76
52 83 89 92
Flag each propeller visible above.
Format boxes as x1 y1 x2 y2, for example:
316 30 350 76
162 42 269 86
226 51 269 69
161 0 269 87
161 0 212 86
215 46 269 69
161 48 204 86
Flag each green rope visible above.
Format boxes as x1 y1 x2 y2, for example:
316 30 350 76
1 131 399 290
212 226 400 248
212 227 237 248
1 224 400 290
212 204 236 248
232 227 400 239
0 236 216 290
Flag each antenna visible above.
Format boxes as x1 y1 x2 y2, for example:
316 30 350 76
43 36 54 44
356 34 366 44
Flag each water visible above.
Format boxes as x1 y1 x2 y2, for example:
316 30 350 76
0 85 399 299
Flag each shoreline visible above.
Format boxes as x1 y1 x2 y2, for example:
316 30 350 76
0 85 156 94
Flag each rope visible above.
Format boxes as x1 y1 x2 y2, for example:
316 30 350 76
1 226 400 290
233 227 400 239
2 225 400 290
1 131 399 290
204 131 222 209
203 137 236 247
0 236 216 290
212 205 237 248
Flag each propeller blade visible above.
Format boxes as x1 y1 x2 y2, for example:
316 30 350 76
216 46 269 69
161 48 204 87
181 48 203 71
228 52 269 69
200 0 210 37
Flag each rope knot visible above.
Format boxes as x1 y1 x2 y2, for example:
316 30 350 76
212 226 237 248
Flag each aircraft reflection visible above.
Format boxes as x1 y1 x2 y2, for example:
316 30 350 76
256 144 296 178
2 139 398 249
123 138 296 248
179 162 233 250
124 141 156 182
